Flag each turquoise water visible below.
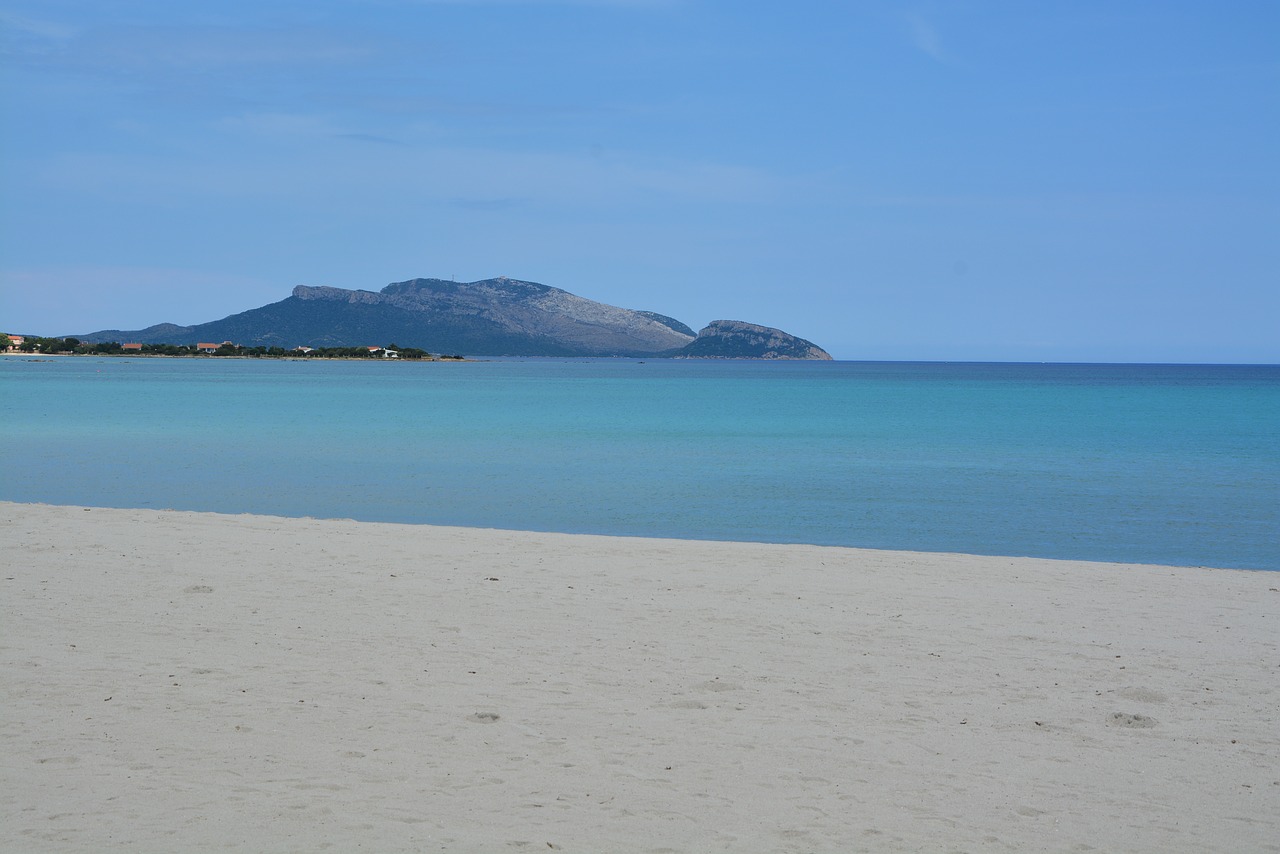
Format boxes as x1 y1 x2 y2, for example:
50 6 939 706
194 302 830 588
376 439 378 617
2 356 1277 569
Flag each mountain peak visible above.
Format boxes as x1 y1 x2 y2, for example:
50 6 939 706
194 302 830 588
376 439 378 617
293 285 384 304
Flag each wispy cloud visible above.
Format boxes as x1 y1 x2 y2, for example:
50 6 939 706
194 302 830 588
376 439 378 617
448 196 524 210
0 9 76 57
216 112 340 137
3 17 379 76
80 25 376 72
352 93 602 120
334 132 408 146
394 0 677 6
216 113 408 146
905 11 946 62
1 265 282 333
211 113 419 148
31 141 787 209
0 10 74 40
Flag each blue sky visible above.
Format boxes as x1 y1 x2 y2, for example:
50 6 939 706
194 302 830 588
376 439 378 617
2 0 1277 361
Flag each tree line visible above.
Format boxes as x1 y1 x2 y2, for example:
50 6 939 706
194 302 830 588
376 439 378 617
2 335 457 360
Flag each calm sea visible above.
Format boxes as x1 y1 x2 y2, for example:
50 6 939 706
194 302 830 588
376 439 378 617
2 357 1277 570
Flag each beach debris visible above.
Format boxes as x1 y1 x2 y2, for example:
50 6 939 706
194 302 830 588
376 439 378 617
470 712 500 723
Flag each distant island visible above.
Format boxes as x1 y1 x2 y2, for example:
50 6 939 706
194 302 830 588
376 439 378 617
67 276 832 360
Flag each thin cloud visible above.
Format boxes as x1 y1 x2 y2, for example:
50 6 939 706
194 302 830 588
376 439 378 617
1 265 282 333
30 142 787 209
355 93 604 120
217 115 407 147
0 9 76 56
397 0 676 6
81 26 376 72
334 132 408 146
216 112 340 137
905 11 946 62
449 196 524 210
5 21 379 75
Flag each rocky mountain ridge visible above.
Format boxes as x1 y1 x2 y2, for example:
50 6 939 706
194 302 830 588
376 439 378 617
75 276 831 359
680 320 833 360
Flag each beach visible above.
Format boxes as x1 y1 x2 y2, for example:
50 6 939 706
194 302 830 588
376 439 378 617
2 502 1277 852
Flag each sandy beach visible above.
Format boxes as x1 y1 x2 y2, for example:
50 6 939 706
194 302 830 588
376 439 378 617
2 502 1277 852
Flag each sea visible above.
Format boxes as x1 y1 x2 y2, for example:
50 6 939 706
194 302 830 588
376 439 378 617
2 356 1277 570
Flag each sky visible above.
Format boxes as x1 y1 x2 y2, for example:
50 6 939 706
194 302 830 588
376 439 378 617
1 0 1277 361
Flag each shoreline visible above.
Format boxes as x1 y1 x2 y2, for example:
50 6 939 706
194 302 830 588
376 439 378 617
3 502 1278 852
1 500 1270 575
1 351 472 362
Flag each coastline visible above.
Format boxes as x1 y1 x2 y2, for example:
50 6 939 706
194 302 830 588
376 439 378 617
1 352 472 362
3 501 1277 852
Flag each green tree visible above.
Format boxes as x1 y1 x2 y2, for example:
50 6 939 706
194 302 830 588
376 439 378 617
34 337 65 353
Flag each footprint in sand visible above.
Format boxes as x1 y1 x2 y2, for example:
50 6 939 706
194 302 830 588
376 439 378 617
1116 687 1167 704
1107 712 1157 728
185 585 214 594
667 699 709 710
695 679 742 693
470 712 501 723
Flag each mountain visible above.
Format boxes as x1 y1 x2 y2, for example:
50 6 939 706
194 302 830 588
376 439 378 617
679 320 832 360
74 276 830 359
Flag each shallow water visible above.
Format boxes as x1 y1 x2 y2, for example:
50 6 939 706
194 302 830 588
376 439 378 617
3 356 1277 569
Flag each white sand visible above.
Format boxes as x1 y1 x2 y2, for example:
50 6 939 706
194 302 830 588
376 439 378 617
2 502 1277 853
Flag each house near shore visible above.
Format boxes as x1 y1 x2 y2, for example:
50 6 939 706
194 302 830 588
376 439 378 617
122 343 143 351
3 334 24 351
367 346 399 358
196 341 236 353
293 346 314 354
